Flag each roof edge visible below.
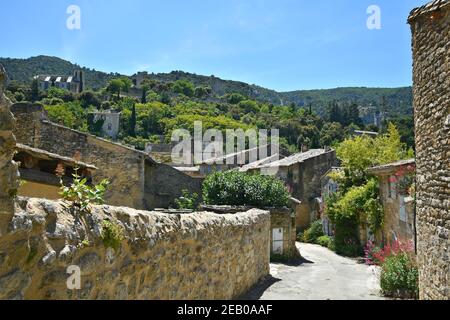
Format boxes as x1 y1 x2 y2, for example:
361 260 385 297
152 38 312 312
408 0 450 23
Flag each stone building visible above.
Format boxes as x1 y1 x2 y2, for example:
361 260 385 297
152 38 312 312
241 149 337 230
87 110 121 140
408 0 450 300
34 70 84 94
367 159 416 246
14 143 96 200
10 102 202 210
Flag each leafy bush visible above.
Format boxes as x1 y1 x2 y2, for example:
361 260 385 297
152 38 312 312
175 189 198 210
302 220 324 243
317 235 332 248
101 220 125 252
59 168 110 212
202 171 289 208
380 252 418 298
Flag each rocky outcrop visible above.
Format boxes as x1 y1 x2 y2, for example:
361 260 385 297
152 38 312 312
0 65 19 223
0 197 270 299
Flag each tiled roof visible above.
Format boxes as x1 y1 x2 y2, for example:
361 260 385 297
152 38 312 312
238 153 281 172
368 159 415 174
408 0 450 22
256 149 331 169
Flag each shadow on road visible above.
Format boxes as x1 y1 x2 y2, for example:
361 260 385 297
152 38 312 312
238 275 282 300
271 255 314 267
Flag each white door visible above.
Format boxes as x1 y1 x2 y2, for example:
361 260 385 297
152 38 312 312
272 228 284 254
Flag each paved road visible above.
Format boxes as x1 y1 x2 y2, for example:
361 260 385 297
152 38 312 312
244 242 386 300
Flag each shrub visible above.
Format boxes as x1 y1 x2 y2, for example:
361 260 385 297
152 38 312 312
58 167 110 212
175 189 198 210
302 220 324 243
364 240 383 265
202 171 289 208
380 252 418 298
317 235 332 248
101 220 125 252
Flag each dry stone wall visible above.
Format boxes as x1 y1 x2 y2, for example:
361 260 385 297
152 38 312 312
0 198 270 299
0 66 19 230
408 0 450 300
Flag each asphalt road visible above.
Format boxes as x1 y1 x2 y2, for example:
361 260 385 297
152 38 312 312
243 242 386 300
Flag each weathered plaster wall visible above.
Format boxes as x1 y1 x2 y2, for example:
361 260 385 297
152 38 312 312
409 0 450 300
0 198 270 300
144 162 202 209
377 175 415 245
283 151 336 229
11 103 201 210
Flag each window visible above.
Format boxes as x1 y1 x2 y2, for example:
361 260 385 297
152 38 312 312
108 123 112 131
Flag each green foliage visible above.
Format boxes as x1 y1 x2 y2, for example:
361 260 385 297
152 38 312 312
172 79 195 97
380 252 419 298
317 235 332 248
326 179 383 233
302 220 324 243
101 219 125 252
59 169 110 212
174 189 199 210
44 102 87 130
336 123 413 189
202 171 290 208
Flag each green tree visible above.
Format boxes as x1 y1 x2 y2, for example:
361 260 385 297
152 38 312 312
172 79 194 97
107 79 123 99
129 103 137 137
29 79 39 102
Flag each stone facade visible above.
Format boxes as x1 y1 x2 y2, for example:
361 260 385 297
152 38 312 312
88 110 121 140
244 149 337 230
408 0 450 300
368 160 416 247
11 103 201 210
269 208 300 259
0 198 270 300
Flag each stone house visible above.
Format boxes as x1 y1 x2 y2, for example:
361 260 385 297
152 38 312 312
408 0 450 299
34 70 84 94
241 149 337 230
87 110 121 140
10 102 202 210
14 143 96 200
367 159 416 246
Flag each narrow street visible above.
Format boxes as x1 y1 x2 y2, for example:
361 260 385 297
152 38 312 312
244 243 386 300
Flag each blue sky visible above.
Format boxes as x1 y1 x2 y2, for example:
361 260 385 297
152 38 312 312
0 0 427 91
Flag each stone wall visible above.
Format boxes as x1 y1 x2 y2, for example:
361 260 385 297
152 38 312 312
0 66 19 230
269 208 299 259
408 0 450 300
0 198 270 299
11 103 201 210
